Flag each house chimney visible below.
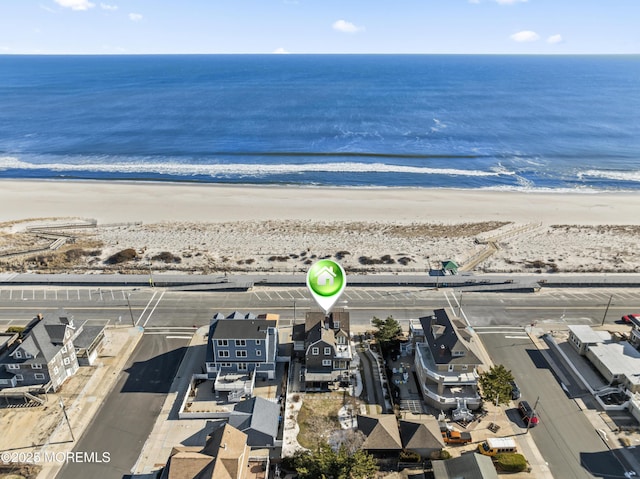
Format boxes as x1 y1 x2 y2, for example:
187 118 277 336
37 313 43 320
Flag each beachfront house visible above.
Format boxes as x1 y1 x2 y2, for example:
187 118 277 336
0 309 80 391
413 308 483 410
206 312 279 384
293 311 352 390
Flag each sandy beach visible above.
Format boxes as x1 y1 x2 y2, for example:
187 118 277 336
1 179 640 274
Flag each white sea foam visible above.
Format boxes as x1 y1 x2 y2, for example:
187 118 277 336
0 156 512 178
578 169 640 182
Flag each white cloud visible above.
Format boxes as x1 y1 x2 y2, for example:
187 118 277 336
547 34 563 44
510 30 540 42
128 13 143 21
496 0 528 4
468 0 480 3
100 3 117 10
332 19 364 34
54 0 95 10
273 47 290 54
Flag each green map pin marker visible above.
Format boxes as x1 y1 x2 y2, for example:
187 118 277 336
306 259 347 314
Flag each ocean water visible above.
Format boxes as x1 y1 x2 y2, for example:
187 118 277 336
0 54 639 190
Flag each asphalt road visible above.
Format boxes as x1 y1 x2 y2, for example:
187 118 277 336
1 285 638 330
480 332 628 479
55 334 188 479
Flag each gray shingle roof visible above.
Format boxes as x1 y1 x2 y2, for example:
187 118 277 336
210 318 276 340
432 453 498 479
419 309 481 366
357 414 402 451
229 397 279 445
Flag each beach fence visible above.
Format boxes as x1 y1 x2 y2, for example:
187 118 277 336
459 222 542 272
0 219 100 262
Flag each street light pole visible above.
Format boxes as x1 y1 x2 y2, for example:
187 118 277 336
59 399 75 442
126 293 135 327
526 396 540 435
602 295 613 326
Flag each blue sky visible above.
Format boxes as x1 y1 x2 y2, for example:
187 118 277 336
0 0 638 54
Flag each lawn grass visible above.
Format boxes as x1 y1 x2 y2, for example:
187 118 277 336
297 393 344 449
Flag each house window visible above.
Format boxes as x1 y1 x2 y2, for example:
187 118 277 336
219 363 232 368
7 364 20 370
461 365 468 370
236 350 248 358
217 339 228 347
15 350 22 359
238 363 248 371
34 373 45 380
25 351 31 358
218 351 230 358
312 347 319 355
324 347 331 355
235 339 246 347
256 340 261 345
31 364 43 370
337 336 346 344
334 321 340 330
322 360 332 366
256 350 262 356
54 366 59 375
61 345 67 353
63 357 71 366
15 374 23 381
448 364 455 372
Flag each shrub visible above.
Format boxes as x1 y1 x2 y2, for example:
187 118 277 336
399 449 421 462
105 248 137 264
151 251 182 263
335 251 351 260
439 449 451 460
6 326 25 335
495 453 528 472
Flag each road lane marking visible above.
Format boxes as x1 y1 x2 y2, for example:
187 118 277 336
142 291 165 327
136 291 158 326
504 335 530 339
165 336 192 339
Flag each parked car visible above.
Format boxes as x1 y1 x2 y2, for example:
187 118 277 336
518 400 539 427
622 314 640 323
510 380 521 400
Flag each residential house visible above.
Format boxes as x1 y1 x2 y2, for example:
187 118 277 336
432 452 498 479
206 312 279 382
229 397 280 448
567 324 640 393
414 309 483 410
293 311 352 390
399 416 445 459
567 325 610 356
160 422 269 479
357 414 403 460
0 309 80 391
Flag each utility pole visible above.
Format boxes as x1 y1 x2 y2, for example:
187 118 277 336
602 295 613 326
126 293 135 327
59 399 75 442
526 396 540 434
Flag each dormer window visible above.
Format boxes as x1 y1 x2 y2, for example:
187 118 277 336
452 350 465 357
14 350 22 359
334 321 340 330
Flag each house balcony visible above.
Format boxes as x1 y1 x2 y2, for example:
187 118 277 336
214 370 255 395
420 383 482 410
415 344 478 385
334 344 353 359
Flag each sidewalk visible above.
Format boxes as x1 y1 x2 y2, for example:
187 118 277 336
36 326 144 479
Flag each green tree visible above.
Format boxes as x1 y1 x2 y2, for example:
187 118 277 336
372 315 402 355
478 364 515 405
292 443 378 479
